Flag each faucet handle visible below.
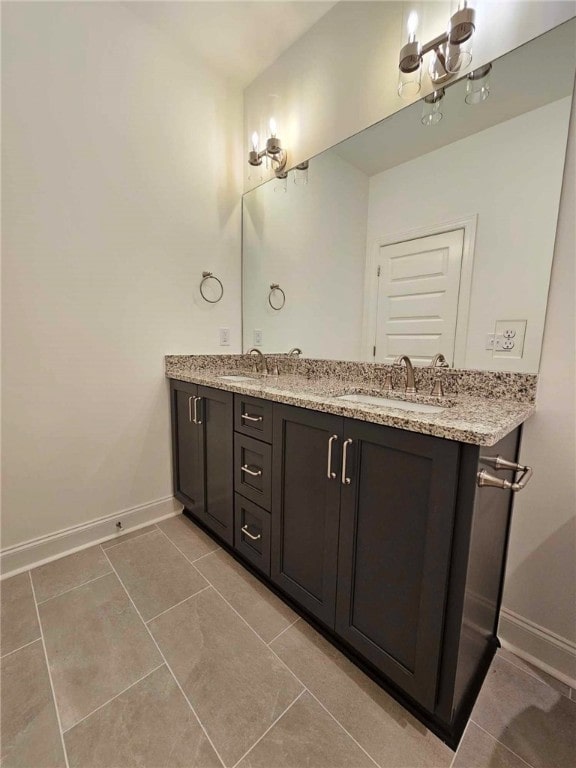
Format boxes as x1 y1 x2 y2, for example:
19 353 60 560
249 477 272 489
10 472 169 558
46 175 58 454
431 369 445 397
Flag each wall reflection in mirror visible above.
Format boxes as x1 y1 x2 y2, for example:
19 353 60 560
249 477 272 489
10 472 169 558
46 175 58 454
242 20 574 373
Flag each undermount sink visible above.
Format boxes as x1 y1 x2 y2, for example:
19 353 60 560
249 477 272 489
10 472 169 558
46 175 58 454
218 375 257 382
336 394 445 414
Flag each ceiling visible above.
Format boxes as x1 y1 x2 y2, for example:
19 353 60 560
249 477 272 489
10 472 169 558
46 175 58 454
124 1 337 87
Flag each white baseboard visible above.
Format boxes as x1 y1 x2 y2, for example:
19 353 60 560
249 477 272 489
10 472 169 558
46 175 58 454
1 496 183 578
499 606 576 689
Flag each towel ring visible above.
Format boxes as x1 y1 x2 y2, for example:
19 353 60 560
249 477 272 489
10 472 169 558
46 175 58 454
268 283 286 311
200 271 224 304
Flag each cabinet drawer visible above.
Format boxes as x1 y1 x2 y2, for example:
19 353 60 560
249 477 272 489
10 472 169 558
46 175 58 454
234 395 273 443
234 434 272 510
234 494 270 576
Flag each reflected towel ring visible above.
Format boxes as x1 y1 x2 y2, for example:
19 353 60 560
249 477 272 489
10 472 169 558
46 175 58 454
268 283 286 311
200 271 224 303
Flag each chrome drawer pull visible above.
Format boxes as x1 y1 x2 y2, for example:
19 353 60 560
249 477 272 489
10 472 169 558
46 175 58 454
477 455 533 492
188 396 194 423
241 525 261 541
192 396 203 425
341 438 353 485
327 434 338 479
242 413 263 422
241 464 262 477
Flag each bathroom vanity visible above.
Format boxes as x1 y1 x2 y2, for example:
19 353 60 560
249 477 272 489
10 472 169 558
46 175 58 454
167 355 536 748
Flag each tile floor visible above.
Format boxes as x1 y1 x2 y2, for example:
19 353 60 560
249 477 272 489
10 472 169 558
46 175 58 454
1 514 574 768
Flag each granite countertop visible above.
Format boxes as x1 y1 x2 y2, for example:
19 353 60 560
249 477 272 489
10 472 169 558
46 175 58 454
165 357 536 447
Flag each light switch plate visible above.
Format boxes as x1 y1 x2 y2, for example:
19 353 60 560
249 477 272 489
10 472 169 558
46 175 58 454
219 328 230 346
253 329 263 346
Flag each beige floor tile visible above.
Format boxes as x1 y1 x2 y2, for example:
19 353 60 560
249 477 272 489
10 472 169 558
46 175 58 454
32 545 112 603
64 664 221 768
1 639 66 768
101 524 158 550
497 647 571 698
453 723 531 768
271 620 452 768
237 690 375 768
39 572 161 731
471 654 576 768
104 529 208 621
194 549 298 643
0 572 40 656
149 587 303 767
158 514 220 561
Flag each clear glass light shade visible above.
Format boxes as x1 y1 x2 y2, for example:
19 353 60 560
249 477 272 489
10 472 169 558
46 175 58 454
466 64 491 104
294 165 309 186
398 67 422 99
421 91 444 126
274 173 288 193
445 39 473 74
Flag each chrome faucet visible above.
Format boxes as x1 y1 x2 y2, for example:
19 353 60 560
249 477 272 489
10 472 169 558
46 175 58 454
429 353 449 396
288 347 302 357
246 348 268 376
394 355 417 394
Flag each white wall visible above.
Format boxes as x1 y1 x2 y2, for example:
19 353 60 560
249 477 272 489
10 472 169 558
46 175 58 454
365 98 571 373
244 2 576 680
244 1 575 191
1 3 242 549
500 91 576 681
243 152 368 358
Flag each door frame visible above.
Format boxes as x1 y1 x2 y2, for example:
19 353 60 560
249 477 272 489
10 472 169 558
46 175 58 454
361 215 478 366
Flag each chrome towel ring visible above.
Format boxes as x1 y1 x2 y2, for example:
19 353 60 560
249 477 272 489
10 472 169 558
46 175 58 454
200 271 224 303
268 283 286 310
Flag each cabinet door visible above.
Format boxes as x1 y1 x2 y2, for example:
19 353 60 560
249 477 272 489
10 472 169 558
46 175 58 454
336 420 459 709
171 381 202 513
271 404 343 627
197 385 234 545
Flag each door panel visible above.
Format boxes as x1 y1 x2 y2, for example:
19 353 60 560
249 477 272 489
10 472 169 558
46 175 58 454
198 385 233 545
336 419 459 709
172 382 201 512
375 229 465 365
272 405 343 627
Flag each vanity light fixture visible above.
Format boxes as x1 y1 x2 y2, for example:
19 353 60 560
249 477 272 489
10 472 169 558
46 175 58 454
248 118 288 178
398 2 476 99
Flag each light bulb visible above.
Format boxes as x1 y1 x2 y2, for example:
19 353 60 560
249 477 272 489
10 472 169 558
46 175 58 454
251 132 259 152
269 118 277 138
407 11 419 43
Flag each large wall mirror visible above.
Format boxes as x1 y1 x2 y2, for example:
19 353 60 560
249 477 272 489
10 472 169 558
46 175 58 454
242 20 574 372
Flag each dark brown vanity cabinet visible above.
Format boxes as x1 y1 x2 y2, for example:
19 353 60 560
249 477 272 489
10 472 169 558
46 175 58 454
170 381 234 545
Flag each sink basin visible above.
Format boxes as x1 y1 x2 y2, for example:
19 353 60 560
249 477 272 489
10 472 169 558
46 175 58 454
218 375 257 382
336 394 445 414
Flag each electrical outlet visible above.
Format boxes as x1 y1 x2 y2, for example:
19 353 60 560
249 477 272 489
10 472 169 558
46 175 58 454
502 338 515 350
219 328 230 346
503 329 516 339
253 329 263 346
493 320 527 358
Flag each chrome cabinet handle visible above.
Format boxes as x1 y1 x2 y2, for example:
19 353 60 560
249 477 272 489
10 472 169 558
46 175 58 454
188 396 194 423
195 397 203 425
327 435 338 479
341 438 353 485
241 464 262 477
241 525 261 541
242 413 263 422
477 455 533 492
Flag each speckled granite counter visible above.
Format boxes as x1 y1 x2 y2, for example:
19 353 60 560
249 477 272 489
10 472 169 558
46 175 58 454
166 355 536 446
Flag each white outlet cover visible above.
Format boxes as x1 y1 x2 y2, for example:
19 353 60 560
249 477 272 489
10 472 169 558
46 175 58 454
493 320 527 358
253 329 263 346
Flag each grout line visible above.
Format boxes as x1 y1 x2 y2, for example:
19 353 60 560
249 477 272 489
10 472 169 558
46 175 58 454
62 663 165 734
449 719 472 768
497 650 572 699
267 617 301 646
29 571 71 768
230 689 307 768
35 570 113 605
155 525 219 565
205 581 381 768
145 585 212 624
0 636 42 660
100 549 227 768
469 720 535 768
100 526 159 551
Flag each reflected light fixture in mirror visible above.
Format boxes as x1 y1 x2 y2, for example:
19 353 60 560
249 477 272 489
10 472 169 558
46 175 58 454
398 1 476 98
248 117 288 178
466 63 492 104
422 88 445 126
294 161 309 185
